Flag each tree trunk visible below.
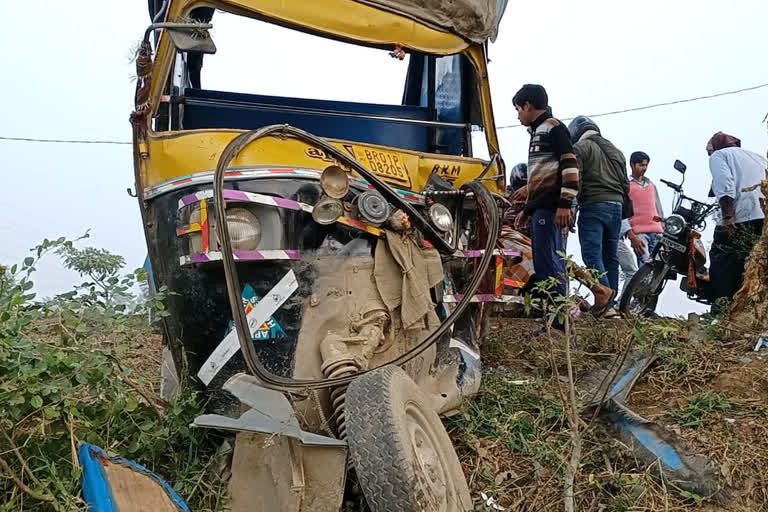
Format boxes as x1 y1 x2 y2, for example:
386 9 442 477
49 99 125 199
730 170 768 324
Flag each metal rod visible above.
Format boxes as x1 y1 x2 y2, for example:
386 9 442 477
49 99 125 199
182 97 469 129
144 22 213 43
212 125 499 392
476 153 499 180
427 56 437 152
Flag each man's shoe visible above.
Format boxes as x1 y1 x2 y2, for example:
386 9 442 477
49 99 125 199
590 285 616 318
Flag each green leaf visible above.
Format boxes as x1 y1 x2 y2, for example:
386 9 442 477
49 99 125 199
680 491 703 504
22 280 34 291
125 395 139 412
10 264 17 274
43 406 59 419
23 257 34 267
30 395 43 408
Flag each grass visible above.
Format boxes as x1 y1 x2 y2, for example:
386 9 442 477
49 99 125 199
669 392 732 428
445 314 768 511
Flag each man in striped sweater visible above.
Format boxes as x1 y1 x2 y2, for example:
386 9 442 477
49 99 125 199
512 84 579 331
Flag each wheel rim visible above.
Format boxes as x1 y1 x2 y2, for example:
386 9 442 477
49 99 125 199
629 273 654 315
405 401 455 511
628 268 661 315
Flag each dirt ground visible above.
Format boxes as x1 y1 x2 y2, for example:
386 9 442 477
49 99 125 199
130 312 767 511
445 314 768 511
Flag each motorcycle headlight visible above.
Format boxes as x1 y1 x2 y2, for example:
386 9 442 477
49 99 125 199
225 207 262 250
664 215 686 236
428 203 454 232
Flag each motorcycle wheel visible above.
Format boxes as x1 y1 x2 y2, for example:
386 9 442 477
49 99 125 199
619 263 666 317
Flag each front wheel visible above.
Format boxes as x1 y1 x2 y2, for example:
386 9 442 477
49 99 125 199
345 365 472 512
619 263 667 317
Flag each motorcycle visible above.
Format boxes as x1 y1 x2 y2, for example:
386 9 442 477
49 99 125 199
619 160 720 316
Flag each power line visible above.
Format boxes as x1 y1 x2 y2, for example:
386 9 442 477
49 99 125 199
1 81 766 143
497 82 768 130
0 136 131 145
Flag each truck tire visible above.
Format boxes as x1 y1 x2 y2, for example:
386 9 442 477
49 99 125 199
345 365 472 512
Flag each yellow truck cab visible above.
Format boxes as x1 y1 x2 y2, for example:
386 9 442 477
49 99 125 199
132 2 510 510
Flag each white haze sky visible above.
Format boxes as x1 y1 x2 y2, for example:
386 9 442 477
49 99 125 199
1 1 767 316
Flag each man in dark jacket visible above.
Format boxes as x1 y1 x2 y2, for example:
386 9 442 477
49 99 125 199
568 116 630 317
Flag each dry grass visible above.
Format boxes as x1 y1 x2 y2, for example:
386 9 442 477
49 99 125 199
447 315 768 511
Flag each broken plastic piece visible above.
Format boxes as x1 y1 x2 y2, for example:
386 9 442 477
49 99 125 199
79 443 190 512
480 492 506 510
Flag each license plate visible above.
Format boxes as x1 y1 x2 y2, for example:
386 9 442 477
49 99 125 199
663 237 686 253
354 148 411 187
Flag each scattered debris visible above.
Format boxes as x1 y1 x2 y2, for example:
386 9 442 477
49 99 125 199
580 352 720 498
753 332 768 351
480 492 506 510
78 443 191 512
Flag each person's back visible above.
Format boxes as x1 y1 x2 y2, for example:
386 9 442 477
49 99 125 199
574 134 628 207
709 146 766 224
706 131 766 313
568 116 629 317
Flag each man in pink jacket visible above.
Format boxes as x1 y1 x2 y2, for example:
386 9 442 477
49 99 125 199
626 151 664 264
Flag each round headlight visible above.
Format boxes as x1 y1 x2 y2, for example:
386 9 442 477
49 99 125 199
428 203 454 232
320 165 349 199
664 215 686 235
357 190 391 225
312 196 344 225
226 207 262 251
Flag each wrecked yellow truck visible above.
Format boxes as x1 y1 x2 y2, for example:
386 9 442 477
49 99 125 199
132 1 513 510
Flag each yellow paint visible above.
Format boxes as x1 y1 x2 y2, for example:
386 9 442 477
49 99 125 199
465 45 505 190
137 1 504 196
140 130 502 194
149 0 467 111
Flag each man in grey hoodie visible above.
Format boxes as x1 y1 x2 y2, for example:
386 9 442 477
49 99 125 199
568 116 631 318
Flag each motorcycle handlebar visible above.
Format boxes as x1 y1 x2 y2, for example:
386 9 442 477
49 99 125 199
659 178 681 192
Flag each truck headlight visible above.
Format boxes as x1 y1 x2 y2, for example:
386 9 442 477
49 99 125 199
664 215 686 236
312 196 344 225
428 203 454 232
226 207 262 250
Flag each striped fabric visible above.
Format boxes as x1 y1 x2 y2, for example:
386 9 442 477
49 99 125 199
525 115 580 211
499 225 534 294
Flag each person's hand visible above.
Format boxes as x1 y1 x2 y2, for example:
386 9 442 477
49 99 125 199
555 207 571 229
515 211 529 231
628 232 646 255
511 185 527 202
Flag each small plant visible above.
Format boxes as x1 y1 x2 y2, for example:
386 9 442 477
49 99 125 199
680 490 704 504
0 237 223 511
670 392 731 428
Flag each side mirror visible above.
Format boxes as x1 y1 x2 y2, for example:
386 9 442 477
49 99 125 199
145 22 217 54
167 26 217 54
673 160 687 174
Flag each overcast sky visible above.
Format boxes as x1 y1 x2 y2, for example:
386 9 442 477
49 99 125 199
1 1 766 316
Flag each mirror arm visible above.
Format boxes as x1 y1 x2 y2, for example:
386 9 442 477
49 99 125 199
143 22 213 43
